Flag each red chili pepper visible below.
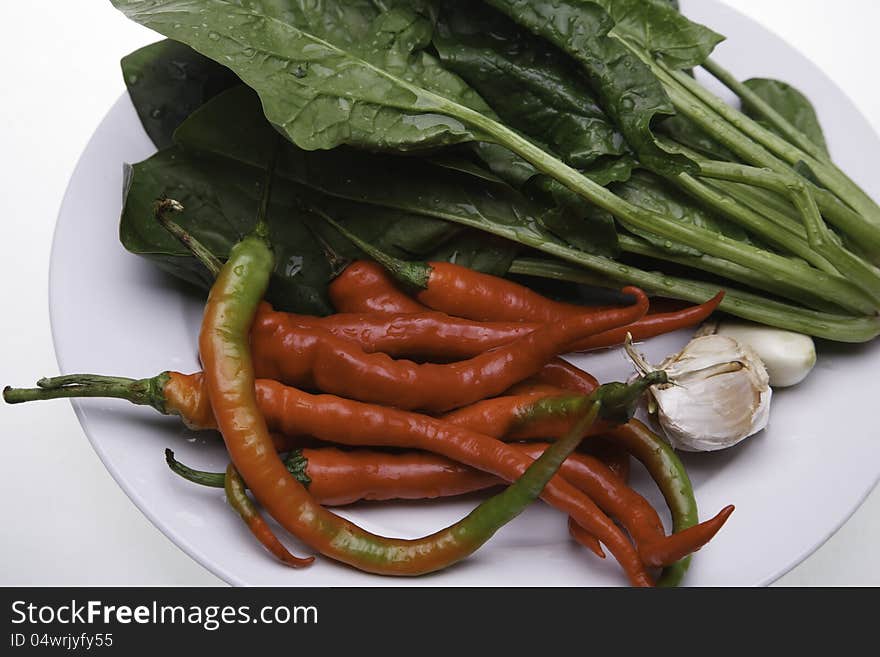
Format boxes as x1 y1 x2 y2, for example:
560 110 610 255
328 260 723 352
514 443 664 548
268 308 537 361
569 291 725 352
606 420 733 585
321 213 638 323
330 256 629 324
233 379 660 584
250 289 648 412
223 463 314 568
455 384 736 572
329 260 427 314
169 443 633 511
526 358 599 395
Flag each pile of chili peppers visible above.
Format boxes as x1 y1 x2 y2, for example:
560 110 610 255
4 197 734 587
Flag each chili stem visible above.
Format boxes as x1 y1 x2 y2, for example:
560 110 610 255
311 206 431 290
167 448 311 488
253 138 280 239
154 199 222 277
3 373 169 413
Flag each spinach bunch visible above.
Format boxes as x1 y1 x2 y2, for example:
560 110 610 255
111 0 880 341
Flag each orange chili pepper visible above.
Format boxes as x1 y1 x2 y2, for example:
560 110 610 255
223 463 314 568
250 288 648 412
329 260 723 351
171 443 630 511
569 291 725 352
329 260 427 315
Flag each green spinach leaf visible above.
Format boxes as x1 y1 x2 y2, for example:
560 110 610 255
121 140 471 313
121 39 239 148
112 0 495 152
591 0 724 70
743 78 829 156
428 0 632 254
121 84 591 309
431 0 626 169
121 146 337 314
426 230 521 275
611 170 751 257
659 114 737 161
483 0 695 176
179 73 622 259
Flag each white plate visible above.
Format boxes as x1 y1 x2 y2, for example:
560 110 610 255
50 0 880 586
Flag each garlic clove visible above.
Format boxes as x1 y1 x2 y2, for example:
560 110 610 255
711 321 816 387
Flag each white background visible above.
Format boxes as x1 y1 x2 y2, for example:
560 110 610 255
1 1 878 586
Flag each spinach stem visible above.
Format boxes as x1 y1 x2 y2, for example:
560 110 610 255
666 172 837 274
442 98 877 314
617 234 843 313
696 161 880 303
699 57 880 226
651 60 880 247
703 180 805 238
662 138 880 300
700 57 828 162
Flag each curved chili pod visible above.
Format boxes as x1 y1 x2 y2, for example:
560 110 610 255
168 443 634 512
250 289 648 412
329 260 426 315
570 292 725 352
328 260 722 352
607 420 727 587
223 463 315 568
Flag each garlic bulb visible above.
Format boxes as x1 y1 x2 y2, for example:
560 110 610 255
626 334 772 452
700 320 816 387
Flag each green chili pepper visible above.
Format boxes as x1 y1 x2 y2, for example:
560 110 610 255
608 420 701 587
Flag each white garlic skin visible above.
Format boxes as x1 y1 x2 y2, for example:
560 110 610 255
713 321 816 387
650 334 772 452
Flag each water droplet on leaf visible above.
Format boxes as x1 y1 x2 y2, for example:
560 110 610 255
285 256 304 277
